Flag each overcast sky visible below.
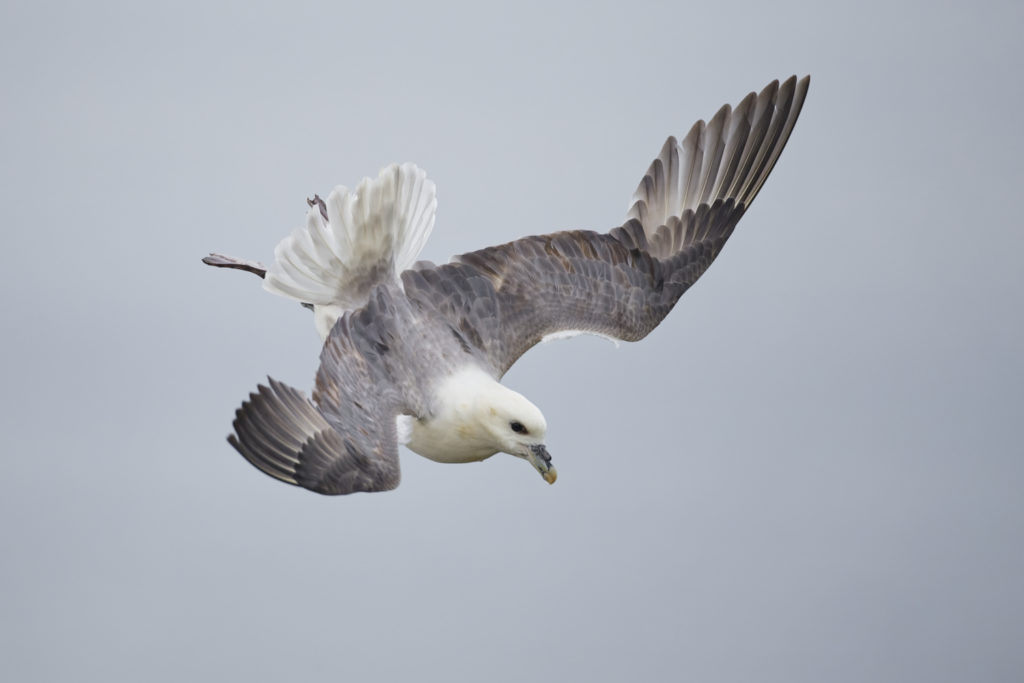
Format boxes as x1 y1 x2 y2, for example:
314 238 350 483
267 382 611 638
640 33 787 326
2 1 1022 681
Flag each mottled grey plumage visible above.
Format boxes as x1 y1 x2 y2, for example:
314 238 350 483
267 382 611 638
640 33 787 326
221 76 809 495
230 286 462 494
402 76 808 376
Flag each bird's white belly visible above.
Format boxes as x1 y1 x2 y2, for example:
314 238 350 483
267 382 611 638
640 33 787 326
397 415 498 464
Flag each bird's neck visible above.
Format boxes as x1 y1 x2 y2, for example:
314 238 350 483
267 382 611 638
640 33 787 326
405 366 505 463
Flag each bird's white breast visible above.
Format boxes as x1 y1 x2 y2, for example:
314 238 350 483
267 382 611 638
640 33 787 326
398 366 503 464
404 417 498 464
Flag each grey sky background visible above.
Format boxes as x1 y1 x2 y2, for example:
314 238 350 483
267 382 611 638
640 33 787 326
2 1 1022 681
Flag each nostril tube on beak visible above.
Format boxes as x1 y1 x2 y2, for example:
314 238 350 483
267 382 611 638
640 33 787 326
530 444 551 463
526 444 556 484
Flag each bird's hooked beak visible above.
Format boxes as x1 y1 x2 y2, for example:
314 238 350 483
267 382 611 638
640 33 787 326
526 444 557 484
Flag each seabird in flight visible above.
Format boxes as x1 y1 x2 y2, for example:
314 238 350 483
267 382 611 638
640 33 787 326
203 75 809 494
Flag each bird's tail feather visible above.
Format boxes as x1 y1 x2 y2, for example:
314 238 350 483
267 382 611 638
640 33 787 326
264 162 437 311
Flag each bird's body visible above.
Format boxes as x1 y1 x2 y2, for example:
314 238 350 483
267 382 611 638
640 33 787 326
204 76 809 495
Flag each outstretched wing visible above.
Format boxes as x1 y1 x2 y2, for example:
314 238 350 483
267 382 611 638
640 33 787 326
402 76 808 377
227 287 424 495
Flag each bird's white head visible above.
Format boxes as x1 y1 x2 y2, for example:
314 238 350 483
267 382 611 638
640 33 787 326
476 382 556 484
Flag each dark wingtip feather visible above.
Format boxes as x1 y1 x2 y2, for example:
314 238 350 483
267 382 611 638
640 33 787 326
626 76 809 259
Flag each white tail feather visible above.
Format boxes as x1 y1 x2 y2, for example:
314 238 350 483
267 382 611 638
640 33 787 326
264 163 437 335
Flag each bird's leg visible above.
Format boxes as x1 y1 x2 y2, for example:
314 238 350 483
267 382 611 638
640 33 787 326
203 193 324 278
307 194 328 222
202 252 314 311
202 253 267 279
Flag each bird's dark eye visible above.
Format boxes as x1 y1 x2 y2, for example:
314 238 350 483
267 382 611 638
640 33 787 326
510 421 527 434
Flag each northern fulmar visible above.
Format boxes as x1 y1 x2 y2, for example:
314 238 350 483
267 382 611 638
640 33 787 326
203 76 810 495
